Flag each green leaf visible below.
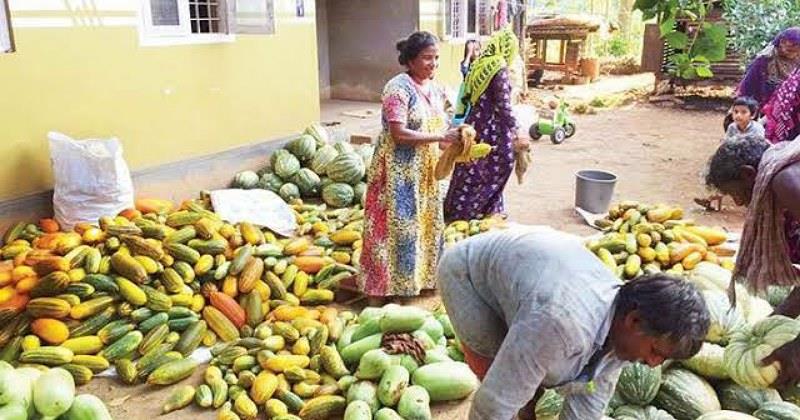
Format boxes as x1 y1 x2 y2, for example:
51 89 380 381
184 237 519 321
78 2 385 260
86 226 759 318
696 66 714 78
691 55 710 64
660 16 676 37
681 66 699 79
634 0 660 12
664 31 689 49
691 23 728 62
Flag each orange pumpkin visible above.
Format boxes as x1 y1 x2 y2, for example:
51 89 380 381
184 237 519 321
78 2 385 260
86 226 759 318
38 218 61 234
118 208 142 220
135 198 174 214
0 293 29 312
31 318 69 344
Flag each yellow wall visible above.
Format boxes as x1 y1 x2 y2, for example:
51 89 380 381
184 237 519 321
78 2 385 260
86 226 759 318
0 0 319 201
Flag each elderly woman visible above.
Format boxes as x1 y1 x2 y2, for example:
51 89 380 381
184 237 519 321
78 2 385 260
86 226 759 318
359 31 460 302
738 27 800 109
705 135 800 389
444 27 530 222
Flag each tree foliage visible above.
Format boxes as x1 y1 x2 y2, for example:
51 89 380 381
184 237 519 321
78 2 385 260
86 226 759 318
634 0 728 79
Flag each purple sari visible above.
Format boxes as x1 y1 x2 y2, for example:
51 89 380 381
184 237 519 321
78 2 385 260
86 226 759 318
444 68 517 222
738 27 800 108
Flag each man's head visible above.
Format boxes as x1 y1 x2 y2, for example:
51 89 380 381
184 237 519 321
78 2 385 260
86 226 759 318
705 135 769 206
732 96 758 128
611 274 709 367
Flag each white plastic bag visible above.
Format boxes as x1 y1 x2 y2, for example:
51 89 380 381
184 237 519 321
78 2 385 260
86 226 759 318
48 131 134 230
210 189 297 237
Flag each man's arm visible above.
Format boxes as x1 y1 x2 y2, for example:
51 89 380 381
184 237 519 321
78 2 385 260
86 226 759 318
469 317 570 420
559 364 624 420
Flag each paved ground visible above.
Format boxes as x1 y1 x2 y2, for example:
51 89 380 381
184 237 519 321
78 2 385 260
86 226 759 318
83 94 746 419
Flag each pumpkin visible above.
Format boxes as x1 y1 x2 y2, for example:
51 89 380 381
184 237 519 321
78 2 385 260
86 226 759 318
357 144 375 169
320 176 335 190
766 286 792 308
310 145 339 175
257 173 284 192
287 134 317 161
753 401 800 420
689 262 752 315
278 183 301 203
39 218 60 234
653 368 721 420
270 149 291 167
256 165 272 176
616 362 662 406
322 183 355 208
327 152 366 185
534 389 563 419
724 315 800 389
304 123 330 147
696 411 760 420
334 141 355 154
717 381 781 414
681 342 729 379
274 152 301 179
613 405 676 420
354 182 367 206
231 170 259 189
292 168 321 197
746 296 774 325
703 290 748 345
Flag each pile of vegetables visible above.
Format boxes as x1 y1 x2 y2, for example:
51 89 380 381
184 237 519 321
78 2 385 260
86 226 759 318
230 123 373 209
575 201 800 420
587 200 735 279
0 121 506 418
165 303 477 419
0 195 363 388
0 361 112 419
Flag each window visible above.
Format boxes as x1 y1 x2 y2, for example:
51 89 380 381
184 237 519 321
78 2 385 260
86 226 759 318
141 0 274 46
1 0 13 53
445 0 486 39
189 0 225 34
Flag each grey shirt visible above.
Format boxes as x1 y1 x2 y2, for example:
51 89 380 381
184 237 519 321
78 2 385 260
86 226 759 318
437 226 628 420
726 120 765 139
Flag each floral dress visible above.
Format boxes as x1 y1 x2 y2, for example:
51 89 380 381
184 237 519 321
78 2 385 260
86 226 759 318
444 67 518 222
358 73 449 297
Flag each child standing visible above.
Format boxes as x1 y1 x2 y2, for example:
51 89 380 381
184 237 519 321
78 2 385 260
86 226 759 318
696 96 767 211
726 96 765 139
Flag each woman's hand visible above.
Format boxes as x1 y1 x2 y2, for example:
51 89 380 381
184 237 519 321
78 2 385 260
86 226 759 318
438 127 461 149
761 336 800 389
514 136 531 153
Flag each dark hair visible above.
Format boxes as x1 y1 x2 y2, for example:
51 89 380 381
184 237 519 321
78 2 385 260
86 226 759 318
733 96 759 115
616 274 709 359
396 31 438 66
462 39 479 61
705 134 769 188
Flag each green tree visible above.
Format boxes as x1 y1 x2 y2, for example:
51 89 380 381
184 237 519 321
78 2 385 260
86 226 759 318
634 0 729 79
723 0 800 64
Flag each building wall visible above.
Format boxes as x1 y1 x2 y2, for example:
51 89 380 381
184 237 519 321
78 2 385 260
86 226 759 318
316 0 331 98
0 0 320 201
327 0 418 101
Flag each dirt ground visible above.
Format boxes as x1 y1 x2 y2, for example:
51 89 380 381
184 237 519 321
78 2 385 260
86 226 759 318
83 103 748 419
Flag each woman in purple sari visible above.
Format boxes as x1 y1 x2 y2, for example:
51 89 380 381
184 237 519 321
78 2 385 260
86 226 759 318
738 27 800 108
444 28 529 222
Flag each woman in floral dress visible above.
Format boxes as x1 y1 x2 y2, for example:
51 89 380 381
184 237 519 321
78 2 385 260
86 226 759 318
358 31 460 301
444 28 530 222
